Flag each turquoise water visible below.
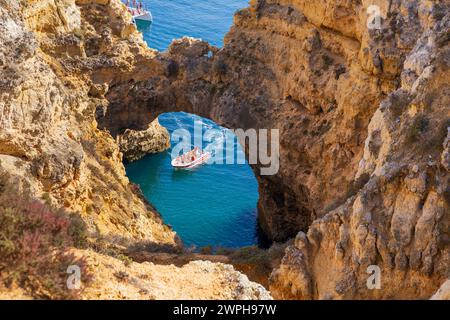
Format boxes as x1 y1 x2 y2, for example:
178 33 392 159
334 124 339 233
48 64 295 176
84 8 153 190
132 0 248 51
125 113 259 248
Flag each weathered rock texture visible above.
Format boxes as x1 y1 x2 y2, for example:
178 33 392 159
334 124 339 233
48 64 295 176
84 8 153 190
0 0 177 244
97 0 449 299
431 279 450 299
117 118 170 162
1 0 448 300
77 249 272 300
265 0 450 300
0 0 271 299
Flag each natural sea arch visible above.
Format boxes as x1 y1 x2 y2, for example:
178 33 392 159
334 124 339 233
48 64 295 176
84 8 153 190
97 74 310 243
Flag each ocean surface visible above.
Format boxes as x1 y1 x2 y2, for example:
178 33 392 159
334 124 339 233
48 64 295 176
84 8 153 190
133 0 248 51
125 113 259 248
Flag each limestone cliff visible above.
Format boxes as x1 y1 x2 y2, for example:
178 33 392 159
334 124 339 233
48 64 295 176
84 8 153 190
97 0 449 299
0 0 176 244
1 0 448 300
431 280 450 299
0 0 271 299
117 118 170 163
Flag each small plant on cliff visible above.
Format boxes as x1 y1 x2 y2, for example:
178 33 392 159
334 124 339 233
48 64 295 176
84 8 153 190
200 245 213 255
0 186 92 299
406 114 430 144
0 164 9 194
166 59 179 77
226 243 288 287
116 253 133 267
73 28 85 40
213 58 228 76
321 54 334 70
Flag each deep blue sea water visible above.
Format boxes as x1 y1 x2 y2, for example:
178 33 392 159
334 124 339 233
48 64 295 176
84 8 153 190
125 113 259 248
132 0 248 51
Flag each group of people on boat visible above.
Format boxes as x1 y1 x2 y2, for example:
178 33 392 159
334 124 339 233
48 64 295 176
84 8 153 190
171 146 210 169
125 0 145 15
178 147 202 165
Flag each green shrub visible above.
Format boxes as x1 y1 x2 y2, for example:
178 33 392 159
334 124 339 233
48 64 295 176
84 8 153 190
116 253 133 267
200 245 213 255
68 213 89 249
73 28 85 40
230 246 266 264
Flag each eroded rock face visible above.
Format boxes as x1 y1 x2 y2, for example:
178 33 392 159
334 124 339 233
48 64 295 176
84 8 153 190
96 0 449 299
0 0 178 245
117 118 170 162
101 0 448 240
269 4 450 299
1 0 448 300
0 0 273 299
63 249 273 300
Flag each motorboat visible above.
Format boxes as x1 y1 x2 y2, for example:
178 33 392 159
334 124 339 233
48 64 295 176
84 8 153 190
130 8 152 22
171 147 211 169
125 1 153 23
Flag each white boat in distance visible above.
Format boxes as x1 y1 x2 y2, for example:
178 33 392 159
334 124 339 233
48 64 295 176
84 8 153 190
171 147 211 169
125 1 153 22
130 8 152 22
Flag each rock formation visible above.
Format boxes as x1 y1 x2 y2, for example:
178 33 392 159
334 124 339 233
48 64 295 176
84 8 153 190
0 0 448 300
117 118 170 162
0 0 177 244
99 0 449 299
0 0 270 299
78 250 272 300
431 279 450 299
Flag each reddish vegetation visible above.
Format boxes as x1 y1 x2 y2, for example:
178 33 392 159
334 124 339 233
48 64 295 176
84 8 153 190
0 183 91 299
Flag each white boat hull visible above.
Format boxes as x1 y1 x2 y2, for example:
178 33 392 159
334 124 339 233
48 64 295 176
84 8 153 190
134 12 152 21
172 152 211 169
127 6 153 22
